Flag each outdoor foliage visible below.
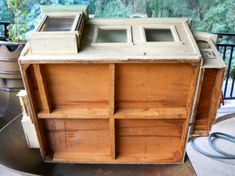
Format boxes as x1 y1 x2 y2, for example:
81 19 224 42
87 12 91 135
0 0 235 42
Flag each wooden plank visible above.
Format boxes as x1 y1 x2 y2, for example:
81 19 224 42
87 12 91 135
114 108 187 119
29 32 78 54
20 64 49 159
193 68 225 135
38 107 109 119
116 119 184 163
43 119 111 156
110 118 115 159
180 61 200 160
43 64 109 109
207 69 225 130
183 21 201 55
109 64 116 159
116 63 196 109
109 64 115 115
33 64 51 113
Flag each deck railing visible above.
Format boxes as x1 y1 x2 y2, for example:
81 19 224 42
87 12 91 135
216 33 235 100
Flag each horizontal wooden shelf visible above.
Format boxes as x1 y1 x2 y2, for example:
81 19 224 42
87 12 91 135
38 107 188 119
38 107 109 119
114 108 188 119
52 152 111 163
50 152 181 164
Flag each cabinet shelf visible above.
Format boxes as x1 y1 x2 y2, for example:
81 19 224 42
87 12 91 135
115 107 188 119
38 107 109 119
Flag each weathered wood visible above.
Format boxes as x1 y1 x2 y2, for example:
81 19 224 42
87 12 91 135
109 64 115 115
192 32 226 136
20 64 49 159
27 62 199 163
33 64 51 113
116 119 184 163
38 107 109 119
110 118 115 159
43 119 111 157
115 108 187 119
193 69 225 135
29 13 84 54
19 18 225 164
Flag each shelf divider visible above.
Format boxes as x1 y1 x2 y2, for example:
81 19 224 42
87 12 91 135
109 63 116 159
108 63 115 115
33 64 52 113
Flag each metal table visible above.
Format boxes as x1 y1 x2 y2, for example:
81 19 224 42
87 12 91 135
0 92 196 176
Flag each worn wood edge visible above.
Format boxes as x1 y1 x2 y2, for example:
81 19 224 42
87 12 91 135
19 57 201 64
189 67 205 125
35 15 48 32
110 118 115 159
109 64 115 115
189 68 205 136
20 43 30 56
43 153 183 164
183 22 201 56
19 64 50 160
33 64 52 113
29 33 78 54
114 108 188 119
181 60 202 162
37 107 187 119
87 18 190 25
37 114 109 119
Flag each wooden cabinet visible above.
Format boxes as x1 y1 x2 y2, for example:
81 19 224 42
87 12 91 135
20 61 200 163
19 18 224 163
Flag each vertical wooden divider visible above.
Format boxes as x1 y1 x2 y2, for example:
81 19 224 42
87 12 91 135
180 63 201 157
33 64 52 113
21 65 49 159
109 63 116 159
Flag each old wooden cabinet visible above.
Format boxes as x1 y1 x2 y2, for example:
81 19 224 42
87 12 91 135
19 17 224 164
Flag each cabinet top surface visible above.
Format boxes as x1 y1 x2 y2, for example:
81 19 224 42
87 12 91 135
20 18 202 63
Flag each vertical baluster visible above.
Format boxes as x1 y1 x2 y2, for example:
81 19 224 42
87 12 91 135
230 46 235 98
224 46 234 98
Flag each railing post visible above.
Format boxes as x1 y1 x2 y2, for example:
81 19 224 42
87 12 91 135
216 33 235 100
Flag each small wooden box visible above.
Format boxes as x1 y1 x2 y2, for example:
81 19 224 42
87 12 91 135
29 12 85 54
191 32 226 136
